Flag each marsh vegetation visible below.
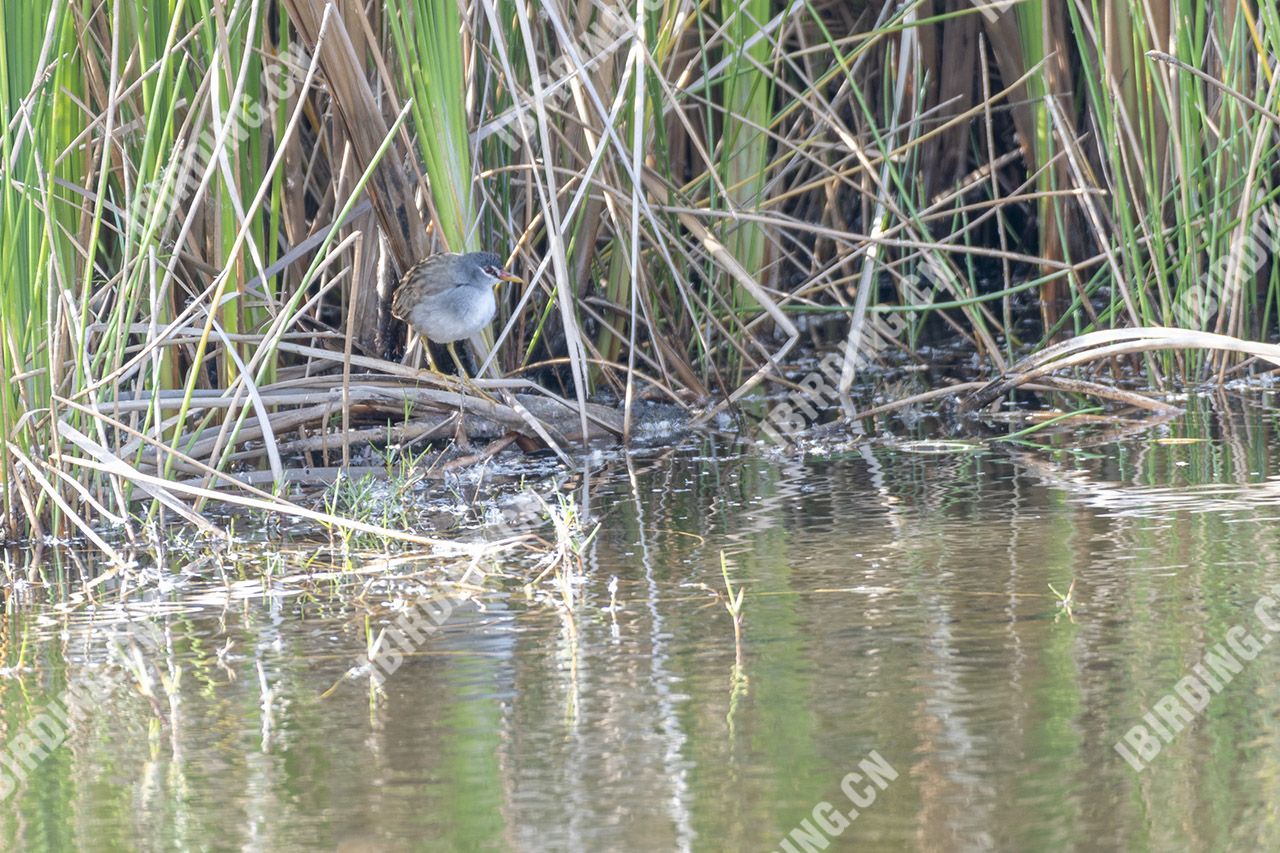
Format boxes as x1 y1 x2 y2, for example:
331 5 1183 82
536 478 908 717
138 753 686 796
2 2 1280 555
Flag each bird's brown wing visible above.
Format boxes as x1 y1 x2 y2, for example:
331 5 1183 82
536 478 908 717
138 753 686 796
391 254 448 321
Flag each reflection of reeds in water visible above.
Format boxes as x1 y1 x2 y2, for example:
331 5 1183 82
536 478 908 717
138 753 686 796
1005 396 1280 519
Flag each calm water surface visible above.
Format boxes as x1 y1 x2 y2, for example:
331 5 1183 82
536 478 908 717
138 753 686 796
6 398 1280 851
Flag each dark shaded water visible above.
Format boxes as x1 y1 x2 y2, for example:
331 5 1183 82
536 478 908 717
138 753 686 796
7 397 1280 851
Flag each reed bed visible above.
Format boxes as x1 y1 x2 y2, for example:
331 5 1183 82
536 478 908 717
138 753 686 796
3 0 1280 548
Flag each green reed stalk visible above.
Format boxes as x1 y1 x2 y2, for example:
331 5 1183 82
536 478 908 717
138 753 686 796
387 0 477 252
0 0 83 524
716 0 772 370
1067 0 1280 375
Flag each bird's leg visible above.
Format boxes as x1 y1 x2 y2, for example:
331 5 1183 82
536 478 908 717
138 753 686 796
446 342 469 380
413 334 450 380
445 342 499 403
416 337 472 390
412 337 470 449
446 342 475 450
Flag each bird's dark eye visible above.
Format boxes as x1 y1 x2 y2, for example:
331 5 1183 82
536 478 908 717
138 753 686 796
485 266 501 277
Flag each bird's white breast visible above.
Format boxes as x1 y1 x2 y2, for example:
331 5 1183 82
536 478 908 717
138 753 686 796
410 286 497 343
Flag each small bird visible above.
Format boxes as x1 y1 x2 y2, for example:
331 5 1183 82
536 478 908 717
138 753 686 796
391 251 522 376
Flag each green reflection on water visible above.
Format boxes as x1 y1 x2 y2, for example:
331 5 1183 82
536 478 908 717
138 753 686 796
4 400 1280 850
